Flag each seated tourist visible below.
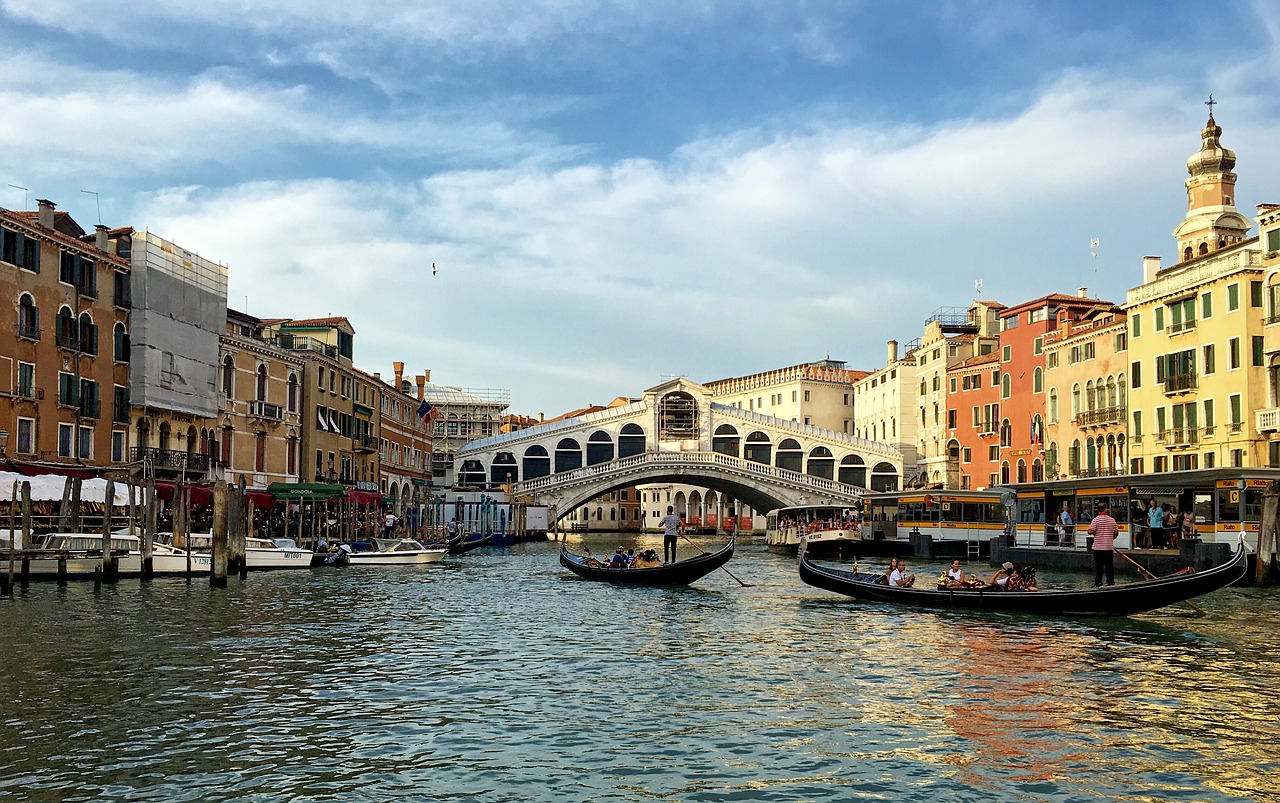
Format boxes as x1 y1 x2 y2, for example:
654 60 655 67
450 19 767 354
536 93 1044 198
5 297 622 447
1020 566 1039 591
944 559 966 588
1004 565 1025 591
989 562 1015 589
609 547 628 568
889 558 916 588
631 549 662 569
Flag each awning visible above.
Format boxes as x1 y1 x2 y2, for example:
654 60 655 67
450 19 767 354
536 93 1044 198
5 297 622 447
153 481 214 505
245 490 275 508
347 488 383 505
267 481 348 501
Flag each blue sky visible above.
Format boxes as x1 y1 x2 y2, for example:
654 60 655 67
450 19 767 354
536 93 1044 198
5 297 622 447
3 0 1279 415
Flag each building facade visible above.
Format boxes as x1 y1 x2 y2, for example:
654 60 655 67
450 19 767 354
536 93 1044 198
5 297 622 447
363 363 433 516
852 339 920 476
705 359 866 434
946 351 1001 490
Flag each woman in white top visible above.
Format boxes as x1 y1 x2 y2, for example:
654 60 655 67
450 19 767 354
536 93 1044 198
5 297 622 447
945 559 966 587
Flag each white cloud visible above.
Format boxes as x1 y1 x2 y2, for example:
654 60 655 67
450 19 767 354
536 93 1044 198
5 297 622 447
107 70 1280 414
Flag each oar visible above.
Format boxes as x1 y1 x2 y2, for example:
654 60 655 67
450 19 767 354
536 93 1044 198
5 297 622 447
680 533 752 587
1117 549 1206 615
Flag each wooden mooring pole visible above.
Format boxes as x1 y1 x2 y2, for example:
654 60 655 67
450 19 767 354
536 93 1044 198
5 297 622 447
211 479 229 588
4 481 15 595
1258 480 1279 585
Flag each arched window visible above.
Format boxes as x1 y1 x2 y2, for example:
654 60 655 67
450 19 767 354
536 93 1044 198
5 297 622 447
56 306 77 349
113 322 129 362
159 421 172 452
256 365 268 401
1001 373 1011 399
287 373 299 412
932 373 940 392
222 355 235 399
1033 367 1043 394
491 452 518 485
999 419 1011 447
712 424 740 457
1085 380 1096 412
658 392 697 439
78 312 96 355
523 445 551 480
775 439 803 472
255 431 267 472
1118 375 1127 407
1048 388 1059 424
1032 459 1043 482
554 438 582 473
1107 377 1117 408
744 431 772 465
1071 384 1081 418
807 446 834 480
1000 461 1010 484
618 423 646 457
586 430 613 465
1068 439 1081 474
18 294 39 339
838 454 866 486
1017 459 1027 483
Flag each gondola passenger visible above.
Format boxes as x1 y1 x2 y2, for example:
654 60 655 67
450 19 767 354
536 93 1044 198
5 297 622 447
944 559 966 588
609 547 628 568
889 558 916 588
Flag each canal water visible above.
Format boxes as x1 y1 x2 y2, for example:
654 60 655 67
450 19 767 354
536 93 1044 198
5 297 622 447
1 535 1278 802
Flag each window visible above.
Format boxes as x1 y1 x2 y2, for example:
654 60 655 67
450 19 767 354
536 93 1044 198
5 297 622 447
1204 399 1215 430
803 390 811 402
113 385 129 424
18 294 39 340
1154 306 1164 331
16 418 35 454
1131 360 1141 389
1048 389 1058 423
949 378 956 393
1229 337 1240 370
2 227 41 272
1252 281 1263 308
58 423 74 457
1113 332 1127 352
58 371 79 405
1202 291 1212 319
1254 336 1265 367
1229 394 1242 428
113 323 129 362
1002 345 1011 362
18 362 35 399
989 445 999 461
991 369 999 387
1001 373 1011 399
1033 336 1043 355
1269 228 1280 253
1132 410 1142 438
1203 344 1215 375
256 365 268 401
223 356 235 398
1167 297 1195 333
287 374 298 412
1131 313 1141 338
1228 283 1240 311
948 409 957 429
78 426 93 460
112 431 126 462
1029 308 1046 324
1033 367 1043 393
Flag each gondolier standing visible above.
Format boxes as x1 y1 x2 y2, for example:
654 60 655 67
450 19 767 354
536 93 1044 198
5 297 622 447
1087 501 1118 587
661 506 684 564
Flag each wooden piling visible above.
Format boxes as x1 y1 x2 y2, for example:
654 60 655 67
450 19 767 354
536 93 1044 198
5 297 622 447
20 482 31 581
4 481 15 595
232 475 247 578
70 476 82 532
100 480 117 583
211 479 229 587
1258 480 1279 585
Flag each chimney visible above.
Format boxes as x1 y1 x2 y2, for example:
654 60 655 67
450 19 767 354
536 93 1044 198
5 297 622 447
415 375 426 401
94 224 109 252
393 361 404 388
373 372 381 382
36 198 55 229
539 412 545 423
423 369 431 383
886 339 898 365
1142 256 1162 283
1076 286 1087 298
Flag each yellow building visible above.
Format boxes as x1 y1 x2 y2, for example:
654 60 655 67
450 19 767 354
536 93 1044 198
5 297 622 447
1041 306 1128 479
1254 204 1280 464
1126 112 1269 473
705 359 865 434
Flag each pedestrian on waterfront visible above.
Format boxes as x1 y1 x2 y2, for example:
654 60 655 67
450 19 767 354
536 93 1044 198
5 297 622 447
1163 505 1179 549
1146 499 1164 550
447 517 458 538
383 511 397 537
660 505 683 564
1058 503 1074 540
1088 500 1118 587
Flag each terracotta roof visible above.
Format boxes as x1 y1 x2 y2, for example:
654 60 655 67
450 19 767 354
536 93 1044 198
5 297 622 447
542 405 609 423
280 316 353 328
0 207 129 268
952 351 1000 369
1001 292 1114 314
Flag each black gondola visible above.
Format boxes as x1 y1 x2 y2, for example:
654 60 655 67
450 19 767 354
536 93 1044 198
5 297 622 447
559 536 735 585
448 533 492 554
798 538 1250 616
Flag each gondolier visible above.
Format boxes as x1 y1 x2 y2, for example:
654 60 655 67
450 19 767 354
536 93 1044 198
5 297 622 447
1087 501 1118 587
660 505 684 564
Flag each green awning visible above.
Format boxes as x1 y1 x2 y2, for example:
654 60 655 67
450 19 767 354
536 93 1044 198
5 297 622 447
267 482 348 501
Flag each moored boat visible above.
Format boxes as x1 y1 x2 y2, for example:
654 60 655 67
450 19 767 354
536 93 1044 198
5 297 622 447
173 533 313 570
798 538 1250 616
18 533 144 579
331 538 447 566
559 536 735 585
448 533 492 554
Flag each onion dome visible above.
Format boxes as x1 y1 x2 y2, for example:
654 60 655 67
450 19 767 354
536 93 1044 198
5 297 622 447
1186 115 1236 177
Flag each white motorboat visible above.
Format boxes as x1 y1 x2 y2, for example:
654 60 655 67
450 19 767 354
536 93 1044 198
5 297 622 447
766 504 864 558
179 533 314 570
150 540 213 575
22 532 144 578
333 538 447 566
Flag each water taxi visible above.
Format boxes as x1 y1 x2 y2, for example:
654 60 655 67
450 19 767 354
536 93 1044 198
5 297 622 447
765 504 863 557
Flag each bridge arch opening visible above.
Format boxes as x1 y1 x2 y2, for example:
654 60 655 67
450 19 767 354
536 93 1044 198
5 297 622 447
776 438 802 472
619 423 646 457
458 459 486 488
491 451 518 485
807 446 834 480
555 438 582 472
523 445 550 480
712 424 740 457
586 430 614 465
658 391 698 439
839 454 866 486
744 431 771 464
871 461 899 492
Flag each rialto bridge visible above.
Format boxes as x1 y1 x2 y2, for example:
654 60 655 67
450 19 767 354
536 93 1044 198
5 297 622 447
455 378 903 520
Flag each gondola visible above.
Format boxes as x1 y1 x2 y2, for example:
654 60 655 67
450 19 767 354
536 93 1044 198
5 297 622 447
798 538 1250 616
559 536 735 585
447 533 493 554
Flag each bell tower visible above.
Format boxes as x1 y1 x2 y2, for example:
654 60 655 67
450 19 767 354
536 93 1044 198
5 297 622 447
1172 98 1250 264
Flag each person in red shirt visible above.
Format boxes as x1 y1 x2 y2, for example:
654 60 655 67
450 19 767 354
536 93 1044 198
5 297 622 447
1087 501 1118 587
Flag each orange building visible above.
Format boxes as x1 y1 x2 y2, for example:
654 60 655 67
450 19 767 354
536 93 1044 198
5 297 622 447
947 351 1001 489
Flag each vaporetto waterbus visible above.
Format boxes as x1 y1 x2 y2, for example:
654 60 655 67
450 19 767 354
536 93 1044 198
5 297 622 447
860 489 1006 557
999 467 1277 551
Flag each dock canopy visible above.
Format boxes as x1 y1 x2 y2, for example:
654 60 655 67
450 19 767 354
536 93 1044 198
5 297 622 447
347 488 383 506
267 482 348 501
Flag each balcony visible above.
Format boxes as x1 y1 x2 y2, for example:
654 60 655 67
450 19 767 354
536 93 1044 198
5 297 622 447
279 334 337 359
1229 421 1244 434
16 385 42 401
1168 319 1197 335
18 322 39 341
1163 372 1197 395
1075 406 1127 427
1156 427 1199 448
352 433 379 453
248 400 284 421
56 331 80 351
1258 408 1280 433
131 447 211 476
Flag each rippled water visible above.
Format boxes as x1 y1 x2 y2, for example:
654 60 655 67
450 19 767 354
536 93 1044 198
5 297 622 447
1 536 1278 802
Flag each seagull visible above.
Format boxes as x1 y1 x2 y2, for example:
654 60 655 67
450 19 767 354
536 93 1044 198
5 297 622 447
432 262 438 276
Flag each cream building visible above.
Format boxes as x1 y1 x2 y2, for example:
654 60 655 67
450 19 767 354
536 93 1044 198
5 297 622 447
914 302 1002 487
1126 112 1270 473
705 358 865 434
1252 204 1280 464
852 339 920 476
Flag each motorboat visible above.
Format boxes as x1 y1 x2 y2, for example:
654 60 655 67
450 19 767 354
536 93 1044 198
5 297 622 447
329 538 447 566
164 533 313 570
18 532 144 579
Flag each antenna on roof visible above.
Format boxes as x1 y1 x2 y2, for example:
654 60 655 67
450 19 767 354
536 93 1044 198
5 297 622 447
974 279 983 299
7 184 28 209
1090 237 1100 276
80 189 101 224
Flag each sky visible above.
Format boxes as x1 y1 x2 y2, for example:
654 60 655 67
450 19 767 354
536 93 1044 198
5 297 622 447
3 0 1279 416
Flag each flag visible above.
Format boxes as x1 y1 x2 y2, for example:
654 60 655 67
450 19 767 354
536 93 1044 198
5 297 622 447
416 399 430 418
425 404 441 425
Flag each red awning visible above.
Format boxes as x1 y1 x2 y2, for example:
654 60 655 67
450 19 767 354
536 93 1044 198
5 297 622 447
10 463 98 479
153 482 214 505
347 488 383 506
245 491 275 508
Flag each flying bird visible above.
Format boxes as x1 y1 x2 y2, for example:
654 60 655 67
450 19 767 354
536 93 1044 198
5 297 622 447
432 262 437 276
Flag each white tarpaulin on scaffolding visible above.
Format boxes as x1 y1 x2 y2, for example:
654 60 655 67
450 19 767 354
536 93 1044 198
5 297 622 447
0 473 133 506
